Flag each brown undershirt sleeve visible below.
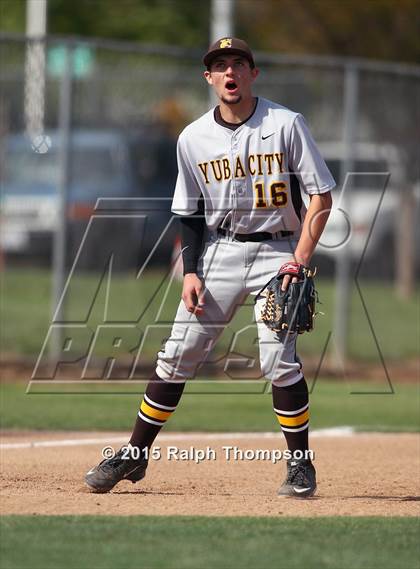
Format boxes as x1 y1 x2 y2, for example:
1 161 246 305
179 195 206 275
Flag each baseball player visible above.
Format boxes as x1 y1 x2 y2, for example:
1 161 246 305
86 38 335 497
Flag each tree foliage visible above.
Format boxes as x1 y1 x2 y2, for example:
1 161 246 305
48 0 210 47
236 0 420 63
1 0 419 63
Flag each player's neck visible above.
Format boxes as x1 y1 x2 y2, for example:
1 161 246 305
218 96 257 124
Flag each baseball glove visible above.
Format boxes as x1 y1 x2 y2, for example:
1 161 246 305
255 262 317 334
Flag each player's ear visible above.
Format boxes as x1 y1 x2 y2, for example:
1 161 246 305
204 70 212 85
251 67 259 81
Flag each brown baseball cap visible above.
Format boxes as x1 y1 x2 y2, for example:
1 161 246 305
203 37 255 68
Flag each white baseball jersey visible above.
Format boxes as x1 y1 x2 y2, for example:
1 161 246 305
171 97 335 233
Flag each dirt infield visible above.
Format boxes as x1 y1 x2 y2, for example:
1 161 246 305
1 431 419 517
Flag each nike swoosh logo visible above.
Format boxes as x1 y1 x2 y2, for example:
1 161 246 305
262 133 275 140
86 468 96 475
293 487 312 494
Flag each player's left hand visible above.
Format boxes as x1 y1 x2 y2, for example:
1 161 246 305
256 263 317 334
279 261 305 291
281 274 299 291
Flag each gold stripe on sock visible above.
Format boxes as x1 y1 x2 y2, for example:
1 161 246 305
277 409 309 427
140 400 172 422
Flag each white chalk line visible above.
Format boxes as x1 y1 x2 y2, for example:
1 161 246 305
0 427 357 450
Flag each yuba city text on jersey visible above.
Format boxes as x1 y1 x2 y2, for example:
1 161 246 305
198 152 286 184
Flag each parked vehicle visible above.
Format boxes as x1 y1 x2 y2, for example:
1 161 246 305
314 142 410 276
0 128 178 270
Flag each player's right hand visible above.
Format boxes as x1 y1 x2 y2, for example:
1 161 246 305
182 273 205 315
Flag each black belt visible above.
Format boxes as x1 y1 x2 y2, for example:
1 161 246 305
217 228 294 242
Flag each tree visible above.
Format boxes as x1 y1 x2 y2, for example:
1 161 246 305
236 0 420 64
1 0 419 63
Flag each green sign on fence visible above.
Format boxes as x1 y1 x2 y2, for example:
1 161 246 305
47 45 94 78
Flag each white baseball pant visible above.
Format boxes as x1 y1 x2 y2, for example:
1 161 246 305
156 233 303 387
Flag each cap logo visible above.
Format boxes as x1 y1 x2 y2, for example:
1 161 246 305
219 38 232 49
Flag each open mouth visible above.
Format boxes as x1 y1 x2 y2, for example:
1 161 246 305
225 81 238 92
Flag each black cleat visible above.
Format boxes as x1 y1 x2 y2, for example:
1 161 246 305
85 447 148 493
278 458 317 498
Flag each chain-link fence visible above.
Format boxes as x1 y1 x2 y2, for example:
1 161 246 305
1 34 419 274
1 33 419 371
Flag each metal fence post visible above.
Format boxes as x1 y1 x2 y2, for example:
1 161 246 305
50 42 72 363
24 0 47 140
208 0 235 106
333 62 359 365
396 186 416 298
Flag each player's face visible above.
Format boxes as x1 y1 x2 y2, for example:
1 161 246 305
204 55 258 105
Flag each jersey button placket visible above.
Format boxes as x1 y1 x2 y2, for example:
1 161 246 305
232 129 245 196
230 133 239 233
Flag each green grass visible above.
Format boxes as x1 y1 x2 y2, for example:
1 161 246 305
1 268 419 360
1 380 418 432
1 516 419 569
